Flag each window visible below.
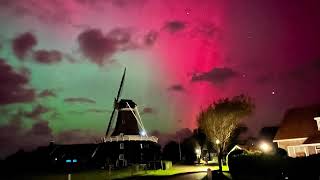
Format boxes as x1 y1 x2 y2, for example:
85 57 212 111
120 143 124 149
140 143 143 149
119 154 124 160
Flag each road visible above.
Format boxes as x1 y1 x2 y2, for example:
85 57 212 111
126 172 207 180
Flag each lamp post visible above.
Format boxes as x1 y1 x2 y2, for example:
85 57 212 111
195 148 201 164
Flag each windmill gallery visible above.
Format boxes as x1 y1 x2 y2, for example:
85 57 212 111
3 69 161 171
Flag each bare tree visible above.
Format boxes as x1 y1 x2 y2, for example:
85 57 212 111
197 94 254 173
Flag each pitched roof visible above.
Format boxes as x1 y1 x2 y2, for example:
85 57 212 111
274 104 320 141
303 133 320 144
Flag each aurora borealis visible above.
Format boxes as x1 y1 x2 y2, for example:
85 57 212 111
0 0 320 158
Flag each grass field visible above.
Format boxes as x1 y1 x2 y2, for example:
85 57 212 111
7 164 229 180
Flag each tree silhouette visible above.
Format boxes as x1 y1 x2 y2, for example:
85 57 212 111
197 94 254 172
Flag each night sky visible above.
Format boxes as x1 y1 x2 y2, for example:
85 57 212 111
0 0 320 158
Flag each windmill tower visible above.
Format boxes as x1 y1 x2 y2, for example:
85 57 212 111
101 68 160 168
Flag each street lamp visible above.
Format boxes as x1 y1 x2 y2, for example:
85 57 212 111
259 142 271 153
215 139 220 145
195 148 201 164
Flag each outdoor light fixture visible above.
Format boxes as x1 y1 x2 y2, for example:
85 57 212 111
259 142 271 153
215 139 220 145
195 148 201 156
140 130 146 136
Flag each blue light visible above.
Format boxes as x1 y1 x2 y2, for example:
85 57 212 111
72 159 77 163
66 159 71 163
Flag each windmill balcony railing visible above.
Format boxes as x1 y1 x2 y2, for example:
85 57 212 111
103 135 158 143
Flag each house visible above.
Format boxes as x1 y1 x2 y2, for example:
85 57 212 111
273 104 320 157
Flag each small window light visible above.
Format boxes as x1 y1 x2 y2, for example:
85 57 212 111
66 159 71 163
73 159 77 163
119 154 124 160
120 143 124 149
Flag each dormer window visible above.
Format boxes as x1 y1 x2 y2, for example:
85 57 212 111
314 117 320 130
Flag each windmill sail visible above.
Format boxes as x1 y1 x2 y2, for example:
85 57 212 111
105 68 126 137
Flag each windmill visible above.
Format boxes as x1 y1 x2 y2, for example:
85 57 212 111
105 68 149 139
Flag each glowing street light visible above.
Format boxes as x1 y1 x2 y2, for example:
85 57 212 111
215 139 220 145
195 148 201 164
259 142 271 153
195 148 201 156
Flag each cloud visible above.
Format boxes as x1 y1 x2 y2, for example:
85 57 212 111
143 30 158 46
168 84 185 92
191 67 239 84
141 107 156 114
64 97 96 104
38 89 57 98
77 27 150 65
12 32 37 60
0 0 72 24
24 104 52 120
163 20 186 33
77 28 118 65
110 0 148 8
85 108 111 113
33 49 62 64
0 58 35 105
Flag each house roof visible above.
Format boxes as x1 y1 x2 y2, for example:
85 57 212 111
274 104 320 141
303 133 320 144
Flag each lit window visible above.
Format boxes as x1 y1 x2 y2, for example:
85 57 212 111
140 143 143 149
73 159 77 163
120 143 124 149
119 154 124 160
66 159 71 163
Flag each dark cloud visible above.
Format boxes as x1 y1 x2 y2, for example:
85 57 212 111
12 32 37 60
64 97 96 104
55 129 100 144
27 120 52 136
77 28 118 65
24 104 52 120
85 108 111 113
77 27 144 65
111 0 148 8
0 58 35 105
33 49 62 64
141 107 156 114
144 30 158 46
163 20 186 33
38 89 57 98
191 67 239 84
168 84 185 92
0 0 72 24
18 66 31 77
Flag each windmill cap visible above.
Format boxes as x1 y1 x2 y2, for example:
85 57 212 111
118 99 136 108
